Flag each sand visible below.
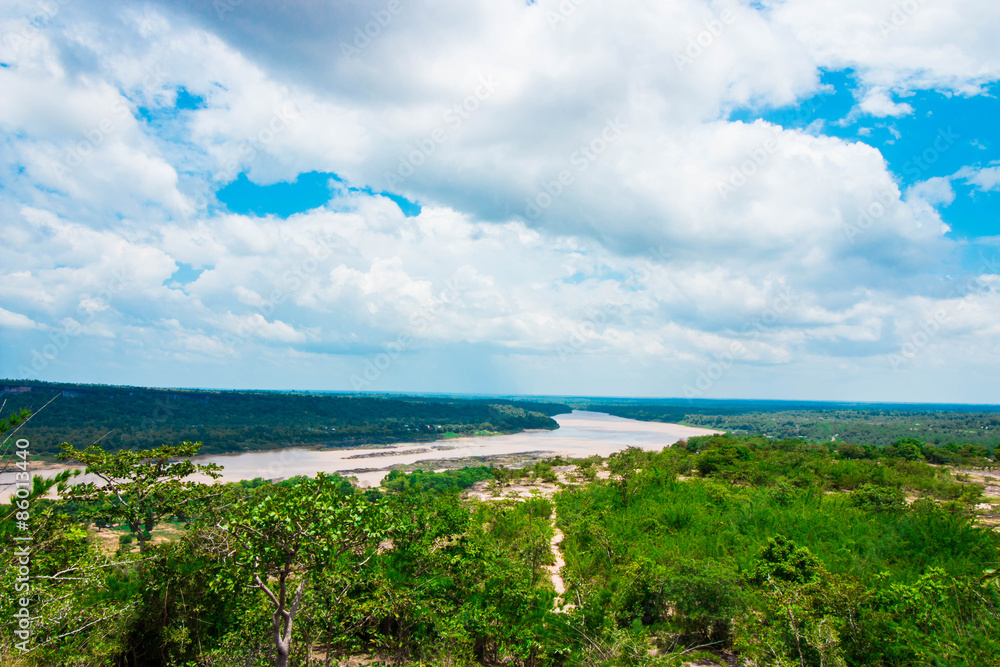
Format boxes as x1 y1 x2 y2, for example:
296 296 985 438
0 410 721 498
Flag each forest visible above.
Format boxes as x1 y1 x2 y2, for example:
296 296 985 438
5 381 999 463
0 381 567 459
573 399 1000 449
2 402 998 667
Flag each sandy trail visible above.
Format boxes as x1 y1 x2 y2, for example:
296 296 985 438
545 528 567 597
544 522 575 613
467 468 578 611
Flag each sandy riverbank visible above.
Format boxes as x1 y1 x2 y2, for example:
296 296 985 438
0 411 722 498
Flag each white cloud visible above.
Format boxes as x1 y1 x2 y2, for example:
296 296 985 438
957 164 1000 191
857 87 914 118
0 0 998 400
765 0 1000 95
0 307 39 330
906 177 956 208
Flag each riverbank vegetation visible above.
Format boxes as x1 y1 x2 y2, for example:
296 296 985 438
0 380 567 459
575 399 1000 450
2 409 999 666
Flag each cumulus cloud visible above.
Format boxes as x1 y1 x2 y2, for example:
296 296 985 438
956 163 1000 192
0 0 998 400
765 0 1000 94
856 87 914 118
0 307 39 330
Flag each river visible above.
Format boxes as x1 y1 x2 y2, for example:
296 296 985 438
0 411 721 496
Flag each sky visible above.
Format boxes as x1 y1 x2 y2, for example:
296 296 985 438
0 0 998 403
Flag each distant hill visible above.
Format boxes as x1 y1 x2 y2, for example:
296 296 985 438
568 398 1000 449
0 380 570 458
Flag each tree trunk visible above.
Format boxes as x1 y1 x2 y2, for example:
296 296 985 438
275 642 290 667
130 520 148 553
260 573 306 667
274 609 292 667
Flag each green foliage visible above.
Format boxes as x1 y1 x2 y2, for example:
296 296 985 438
202 473 392 666
381 466 494 494
0 406 30 436
848 484 907 514
555 435 1000 665
836 442 873 460
3 428 998 667
750 535 824 585
57 440 221 552
0 380 568 458
887 437 924 460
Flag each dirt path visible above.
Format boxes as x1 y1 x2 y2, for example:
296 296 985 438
958 467 1000 499
545 528 566 597
465 467 578 610
544 522 572 613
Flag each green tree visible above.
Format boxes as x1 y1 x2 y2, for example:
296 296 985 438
204 474 389 667
750 535 823 586
849 484 906 514
607 446 647 505
491 465 515 489
57 441 221 552
889 437 924 461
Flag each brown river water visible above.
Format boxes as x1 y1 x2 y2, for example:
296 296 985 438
0 410 721 497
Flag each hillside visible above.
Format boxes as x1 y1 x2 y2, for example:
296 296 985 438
0 380 569 458
4 430 998 666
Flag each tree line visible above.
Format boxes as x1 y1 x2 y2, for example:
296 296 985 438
0 380 568 458
580 400 1000 450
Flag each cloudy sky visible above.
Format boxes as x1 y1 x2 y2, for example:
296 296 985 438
1 0 999 402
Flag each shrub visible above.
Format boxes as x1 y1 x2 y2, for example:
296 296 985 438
750 535 824 585
849 484 907 514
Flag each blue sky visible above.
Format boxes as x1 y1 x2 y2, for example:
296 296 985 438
218 70 999 245
1 0 999 402
735 71 1000 242
217 171 421 219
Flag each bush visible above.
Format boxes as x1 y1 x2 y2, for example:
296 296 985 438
836 442 870 460
662 561 740 640
750 535 824 585
888 438 924 461
849 484 907 514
